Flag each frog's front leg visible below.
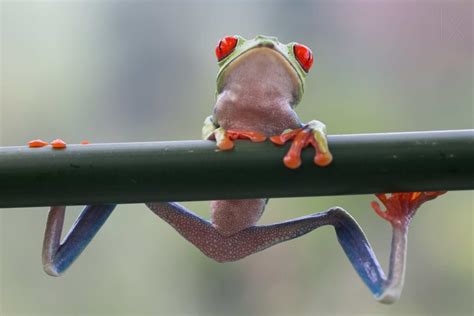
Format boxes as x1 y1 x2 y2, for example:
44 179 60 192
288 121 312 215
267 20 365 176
202 115 266 150
270 120 333 169
42 204 116 276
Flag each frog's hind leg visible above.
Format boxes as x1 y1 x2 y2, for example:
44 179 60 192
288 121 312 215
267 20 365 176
146 203 389 299
42 204 116 276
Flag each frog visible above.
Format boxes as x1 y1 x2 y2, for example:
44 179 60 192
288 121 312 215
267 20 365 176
39 35 445 304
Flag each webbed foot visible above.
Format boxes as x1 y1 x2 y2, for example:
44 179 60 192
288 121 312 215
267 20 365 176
371 192 446 228
370 191 446 303
270 120 333 169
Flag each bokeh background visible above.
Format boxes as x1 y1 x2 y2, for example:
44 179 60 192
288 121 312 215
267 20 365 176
1 1 472 315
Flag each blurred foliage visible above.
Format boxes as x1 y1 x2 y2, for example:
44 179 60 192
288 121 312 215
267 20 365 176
1 1 472 315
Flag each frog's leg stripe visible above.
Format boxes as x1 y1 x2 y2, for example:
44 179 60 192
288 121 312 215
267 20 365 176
145 203 394 301
42 204 116 276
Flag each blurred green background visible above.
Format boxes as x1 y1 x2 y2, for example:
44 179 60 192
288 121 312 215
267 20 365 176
1 1 472 315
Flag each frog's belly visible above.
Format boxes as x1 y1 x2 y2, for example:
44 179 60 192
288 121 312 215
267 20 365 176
218 109 300 136
211 199 266 236
214 94 301 136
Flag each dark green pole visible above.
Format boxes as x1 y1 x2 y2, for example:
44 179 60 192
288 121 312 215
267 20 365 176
0 130 472 208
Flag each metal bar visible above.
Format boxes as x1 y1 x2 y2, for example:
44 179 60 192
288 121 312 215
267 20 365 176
0 130 472 208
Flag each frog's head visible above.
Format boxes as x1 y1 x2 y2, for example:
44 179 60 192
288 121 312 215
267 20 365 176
215 35 314 106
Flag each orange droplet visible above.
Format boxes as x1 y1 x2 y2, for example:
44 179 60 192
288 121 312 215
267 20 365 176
80 140 90 145
28 139 48 148
51 139 67 149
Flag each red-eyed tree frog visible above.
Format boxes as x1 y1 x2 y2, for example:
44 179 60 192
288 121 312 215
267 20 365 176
32 35 445 304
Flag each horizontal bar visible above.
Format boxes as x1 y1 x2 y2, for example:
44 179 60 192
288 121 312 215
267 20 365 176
0 130 472 208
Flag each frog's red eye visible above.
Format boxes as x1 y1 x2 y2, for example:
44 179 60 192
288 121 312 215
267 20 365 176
215 36 238 61
293 43 314 72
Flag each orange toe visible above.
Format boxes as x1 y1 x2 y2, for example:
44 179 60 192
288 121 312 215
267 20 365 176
271 127 335 169
227 130 267 143
270 129 302 145
217 138 234 150
270 135 286 145
244 131 266 142
314 152 333 167
283 155 302 169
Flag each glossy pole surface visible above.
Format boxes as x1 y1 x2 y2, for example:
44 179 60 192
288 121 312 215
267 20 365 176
0 130 472 208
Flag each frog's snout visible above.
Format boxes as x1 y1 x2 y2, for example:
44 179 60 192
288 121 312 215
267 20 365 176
254 35 278 48
257 41 274 49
